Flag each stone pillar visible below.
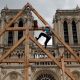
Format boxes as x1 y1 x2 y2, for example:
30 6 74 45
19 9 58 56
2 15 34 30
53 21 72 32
58 20 61 37
68 22 73 45
14 22 18 43
53 22 58 44
57 19 64 43
60 19 64 41
2 20 8 45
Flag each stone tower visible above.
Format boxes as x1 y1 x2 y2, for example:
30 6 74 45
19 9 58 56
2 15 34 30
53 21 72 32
53 6 80 80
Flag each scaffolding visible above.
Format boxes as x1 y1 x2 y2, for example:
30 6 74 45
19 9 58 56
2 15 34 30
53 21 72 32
0 3 80 80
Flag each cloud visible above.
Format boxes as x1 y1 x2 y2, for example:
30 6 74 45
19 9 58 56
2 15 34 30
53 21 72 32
39 0 45 4
0 0 80 24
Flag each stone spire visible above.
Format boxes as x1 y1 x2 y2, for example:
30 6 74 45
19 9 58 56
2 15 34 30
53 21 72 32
76 5 79 10
4 4 8 10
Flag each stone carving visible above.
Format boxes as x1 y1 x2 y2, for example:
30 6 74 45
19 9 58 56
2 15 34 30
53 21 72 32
9 72 18 80
1 69 7 75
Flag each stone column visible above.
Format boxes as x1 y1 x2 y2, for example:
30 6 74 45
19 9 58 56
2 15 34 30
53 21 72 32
2 19 8 45
53 21 58 44
60 19 64 41
57 19 64 43
68 21 73 45
57 20 61 37
14 22 18 44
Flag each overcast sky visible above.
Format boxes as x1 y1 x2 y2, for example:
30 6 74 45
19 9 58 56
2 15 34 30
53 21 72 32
0 0 80 24
0 0 80 45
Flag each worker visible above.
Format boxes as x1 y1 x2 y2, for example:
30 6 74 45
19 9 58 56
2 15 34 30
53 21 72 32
35 25 52 48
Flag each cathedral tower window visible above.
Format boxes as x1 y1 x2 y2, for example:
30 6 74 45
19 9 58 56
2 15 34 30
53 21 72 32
18 19 23 40
72 20 78 44
8 23 14 45
63 20 69 43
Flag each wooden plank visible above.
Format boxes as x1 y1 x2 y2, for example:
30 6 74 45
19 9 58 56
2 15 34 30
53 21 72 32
29 3 80 63
61 55 65 80
29 34 75 80
5 27 45 31
28 3 49 25
0 36 25 62
2 59 24 63
29 58 51 63
24 22 30 80
1 58 80 63
0 3 28 37
6 27 26 31
64 58 79 62
29 58 80 62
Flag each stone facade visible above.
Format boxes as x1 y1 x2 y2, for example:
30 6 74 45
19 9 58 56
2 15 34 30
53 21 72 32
53 6 80 80
0 6 80 80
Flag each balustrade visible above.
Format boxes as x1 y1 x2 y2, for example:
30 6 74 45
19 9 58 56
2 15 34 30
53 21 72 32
0 44 80 66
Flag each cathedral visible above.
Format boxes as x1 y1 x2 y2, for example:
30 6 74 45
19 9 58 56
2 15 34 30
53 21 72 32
0 3 80 80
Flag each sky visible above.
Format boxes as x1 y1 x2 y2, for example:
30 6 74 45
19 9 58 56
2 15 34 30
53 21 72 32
0 0 80 24
0 0 80 45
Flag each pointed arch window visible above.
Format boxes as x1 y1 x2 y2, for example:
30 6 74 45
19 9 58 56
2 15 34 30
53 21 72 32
8 23 14 45
18 20 23 40
18 20 23 27
72 20 78 44
63 20 69 43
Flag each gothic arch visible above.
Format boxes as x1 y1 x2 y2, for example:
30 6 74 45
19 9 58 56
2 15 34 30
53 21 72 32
18 18 24 40
18 18 24 27
8 17 14 45
72 20 76 25
72 18 77 23
72 20 78 44
72 71 80 80
63 20 68 25
63 20 69 43
32 69 60 80
2 71 23 80
63 18 68 22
